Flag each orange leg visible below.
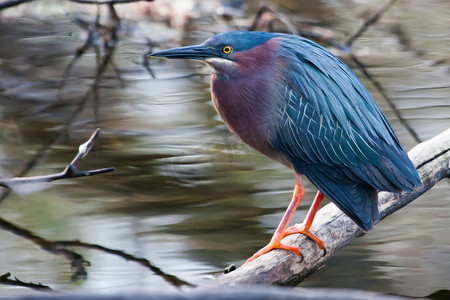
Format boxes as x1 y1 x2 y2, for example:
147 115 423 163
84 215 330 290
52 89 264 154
246 177 325 264
246 174 305 264
284 191 324 249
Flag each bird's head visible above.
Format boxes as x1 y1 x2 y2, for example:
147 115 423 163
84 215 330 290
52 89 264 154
148 31 282 77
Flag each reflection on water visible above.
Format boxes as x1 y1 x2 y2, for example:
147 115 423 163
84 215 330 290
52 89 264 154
0 0 449 297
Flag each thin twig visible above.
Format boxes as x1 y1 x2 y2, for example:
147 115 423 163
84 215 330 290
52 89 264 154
248 5 349 51
69 0 153 4
143 38 156 78
349 54 422 143
345 0 398 46
0 272 53 291
0 0 36 10
248 5 298 35
340 0 421 143
0 129 115 189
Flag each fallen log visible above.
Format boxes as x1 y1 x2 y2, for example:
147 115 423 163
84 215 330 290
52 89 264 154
202 128 450 287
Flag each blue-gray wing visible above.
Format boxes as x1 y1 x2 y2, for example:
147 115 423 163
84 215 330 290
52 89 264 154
271 37 421 230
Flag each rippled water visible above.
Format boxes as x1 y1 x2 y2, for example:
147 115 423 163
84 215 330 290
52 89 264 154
0 0 449 297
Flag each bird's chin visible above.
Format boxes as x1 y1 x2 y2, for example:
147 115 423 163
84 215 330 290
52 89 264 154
205 57 237 75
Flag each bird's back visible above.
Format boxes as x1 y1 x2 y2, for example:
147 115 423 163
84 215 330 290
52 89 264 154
269 35 421 230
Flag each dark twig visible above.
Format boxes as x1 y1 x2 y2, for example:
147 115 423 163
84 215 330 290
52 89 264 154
248 5 349 51
0 129 115 190
248 5 298 35
54 240 195 287
340 0 421 143
247 5 268 31
349 54 422 143
60 3 124 100
143 38 156 78
69 0 153 4
0 218 89 281
295 28 350 52
0 272 53 291
0 0 36 10
58 14 102 101
345 0 398 46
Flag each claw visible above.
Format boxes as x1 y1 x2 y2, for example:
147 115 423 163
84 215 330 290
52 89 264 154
284 223 324 250
245 241 300 264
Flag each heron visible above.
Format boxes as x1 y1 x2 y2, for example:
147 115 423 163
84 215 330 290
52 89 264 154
148 31 421 263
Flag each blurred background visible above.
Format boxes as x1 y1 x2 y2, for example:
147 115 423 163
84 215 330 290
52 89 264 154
0 0 448 297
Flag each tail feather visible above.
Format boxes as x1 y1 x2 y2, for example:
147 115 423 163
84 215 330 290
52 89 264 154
306 166 379 231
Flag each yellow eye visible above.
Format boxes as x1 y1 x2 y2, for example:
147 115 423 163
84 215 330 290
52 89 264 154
222 45 232 54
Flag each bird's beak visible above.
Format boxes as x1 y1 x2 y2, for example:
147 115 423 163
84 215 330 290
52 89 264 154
147 45 217 60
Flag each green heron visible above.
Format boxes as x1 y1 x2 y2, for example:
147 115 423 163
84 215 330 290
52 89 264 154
149 31 421 263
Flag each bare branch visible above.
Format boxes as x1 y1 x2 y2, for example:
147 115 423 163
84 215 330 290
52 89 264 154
69 0 153 4
349 54 422 143
0 272 52 292
248 5 349 51
0 129 115 190
345 0 398 46
202 129 450 288
0 0 36 10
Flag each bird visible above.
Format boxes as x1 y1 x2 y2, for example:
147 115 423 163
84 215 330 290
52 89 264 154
148 31 422 263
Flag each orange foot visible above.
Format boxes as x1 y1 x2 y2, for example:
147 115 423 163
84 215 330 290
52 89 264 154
245 224 324 264
284 223 324 250
245 239 300 264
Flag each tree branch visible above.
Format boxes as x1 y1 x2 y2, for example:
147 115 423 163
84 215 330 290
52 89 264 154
69 0 153 4
345 0 398 47
0 0 36 10
349 54 422 143
0 129 115 190
202 128 450 288
0 273 52 292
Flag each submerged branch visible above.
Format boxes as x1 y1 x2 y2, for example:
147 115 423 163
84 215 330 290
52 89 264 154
0 273 52 292
69 0 153 4
0 0 36 10
202 129 450 288
0 217 193 287
345 0 398 47
350 54 422 143
0 218 89 281
54 240 194 287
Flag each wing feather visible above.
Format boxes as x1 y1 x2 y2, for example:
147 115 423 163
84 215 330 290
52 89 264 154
271 36 421 229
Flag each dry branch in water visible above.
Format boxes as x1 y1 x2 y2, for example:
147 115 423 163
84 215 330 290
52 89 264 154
0 129 115 190
53 240 194 287
0 216 192 286
202 129 450 288
0 273 52 292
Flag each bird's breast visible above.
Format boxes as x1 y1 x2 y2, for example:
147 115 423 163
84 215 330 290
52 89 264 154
210 73 287 164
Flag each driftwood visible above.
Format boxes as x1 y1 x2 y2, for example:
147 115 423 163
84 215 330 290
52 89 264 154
202 128 450 288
